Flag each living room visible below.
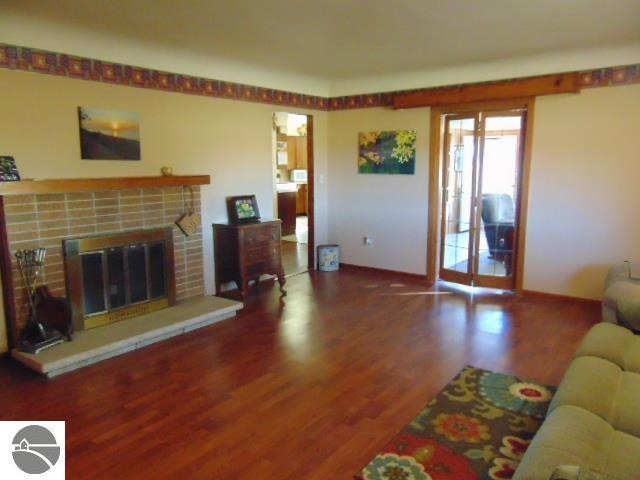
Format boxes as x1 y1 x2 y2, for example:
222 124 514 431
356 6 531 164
0 1 639 479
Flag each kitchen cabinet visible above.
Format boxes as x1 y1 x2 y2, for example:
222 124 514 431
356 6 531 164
286 136 308 170
296 184 307 215
286 137 297 170
295 136 307 169
277 191 297 236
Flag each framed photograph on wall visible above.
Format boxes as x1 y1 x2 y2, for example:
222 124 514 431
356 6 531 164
78 106 141 160
226 195 261 223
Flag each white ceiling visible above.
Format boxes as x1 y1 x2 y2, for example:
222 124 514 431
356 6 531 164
1 0 639 96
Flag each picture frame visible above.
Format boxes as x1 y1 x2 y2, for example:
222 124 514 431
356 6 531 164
226 195 261 223
358 130 417 175
0 156 21 181
78 106 141 160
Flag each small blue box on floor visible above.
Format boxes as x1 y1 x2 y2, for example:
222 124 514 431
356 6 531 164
317 245 340 272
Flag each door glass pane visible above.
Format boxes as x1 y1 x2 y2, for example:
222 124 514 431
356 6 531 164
81 252 106 315
107 247 127 309
442 117 475 273
477 115 522 277
148 242 166 299
128 244 148 303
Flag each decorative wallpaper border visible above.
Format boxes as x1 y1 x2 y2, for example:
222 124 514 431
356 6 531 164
0 43 329 110
327 64 640 110
0 43 639 111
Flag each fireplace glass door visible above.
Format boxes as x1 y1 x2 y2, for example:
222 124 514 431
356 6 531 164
80 242 167 316
64 228 175 330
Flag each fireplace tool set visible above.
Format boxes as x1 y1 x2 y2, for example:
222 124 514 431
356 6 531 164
15 248 63 353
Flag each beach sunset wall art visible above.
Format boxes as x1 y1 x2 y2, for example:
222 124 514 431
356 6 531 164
78 107 141 160
358 130 416 174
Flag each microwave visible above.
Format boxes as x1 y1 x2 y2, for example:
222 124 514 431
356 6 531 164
291 169 307 183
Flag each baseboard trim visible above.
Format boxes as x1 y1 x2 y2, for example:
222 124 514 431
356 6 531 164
339 263 433 284
520 289 601 306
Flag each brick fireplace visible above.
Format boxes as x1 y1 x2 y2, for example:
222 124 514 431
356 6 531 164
1 183 204 346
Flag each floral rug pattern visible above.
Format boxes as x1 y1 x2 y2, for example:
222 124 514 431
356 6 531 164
356 366 555 480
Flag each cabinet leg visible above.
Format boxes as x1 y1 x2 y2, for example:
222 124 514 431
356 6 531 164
241 279 250 299
277 272 287 296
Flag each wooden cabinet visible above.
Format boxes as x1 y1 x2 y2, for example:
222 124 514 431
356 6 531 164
286 137 297 170
296 184 307 215
213 220 286 299
295 136 307 169
286 136 308 170
277 191 297 236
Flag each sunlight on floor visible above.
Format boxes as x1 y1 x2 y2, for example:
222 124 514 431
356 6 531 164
282 216 308 244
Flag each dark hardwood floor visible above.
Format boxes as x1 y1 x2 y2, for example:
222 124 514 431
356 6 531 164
281 240 308 276
0 269 600 479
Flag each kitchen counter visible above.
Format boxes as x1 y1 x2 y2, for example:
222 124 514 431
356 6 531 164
276 182 297 193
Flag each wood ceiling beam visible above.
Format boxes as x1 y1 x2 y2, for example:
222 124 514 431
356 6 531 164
393 73 581 109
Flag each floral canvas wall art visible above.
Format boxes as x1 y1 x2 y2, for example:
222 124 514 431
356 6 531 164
358 130 416 174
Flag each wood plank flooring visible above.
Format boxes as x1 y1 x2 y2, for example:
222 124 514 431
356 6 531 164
0 269 600 479
281 240 308 276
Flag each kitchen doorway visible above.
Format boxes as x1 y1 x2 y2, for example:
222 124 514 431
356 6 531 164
273 112 314 276
428 100 534 290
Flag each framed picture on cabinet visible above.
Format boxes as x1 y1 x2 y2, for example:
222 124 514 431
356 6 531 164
227 195 261 223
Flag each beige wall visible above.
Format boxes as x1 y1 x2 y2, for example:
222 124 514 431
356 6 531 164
327 108 430 275
524 84 640 299
0 64 638 336
0 69 329 301
325 85 640 300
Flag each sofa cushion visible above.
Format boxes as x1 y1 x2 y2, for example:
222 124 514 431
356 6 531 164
549 356 640 437
575 323 640 374
513 405 640 480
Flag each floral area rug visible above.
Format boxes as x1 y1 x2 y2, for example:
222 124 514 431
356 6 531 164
356 366 555 480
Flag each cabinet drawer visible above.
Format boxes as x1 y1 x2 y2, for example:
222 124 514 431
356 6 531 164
243 226 279 247
245 244 280 264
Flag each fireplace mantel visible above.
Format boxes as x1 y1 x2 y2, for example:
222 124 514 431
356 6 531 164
0 175 210 196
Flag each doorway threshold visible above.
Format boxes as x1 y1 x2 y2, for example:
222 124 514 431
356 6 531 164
437 280 515 296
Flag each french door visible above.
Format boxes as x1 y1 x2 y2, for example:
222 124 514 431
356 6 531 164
439 108 526 289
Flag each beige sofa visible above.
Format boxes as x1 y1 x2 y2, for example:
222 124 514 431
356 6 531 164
514 322 640 480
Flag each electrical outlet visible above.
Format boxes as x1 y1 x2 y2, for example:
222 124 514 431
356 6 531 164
363 236 373 246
